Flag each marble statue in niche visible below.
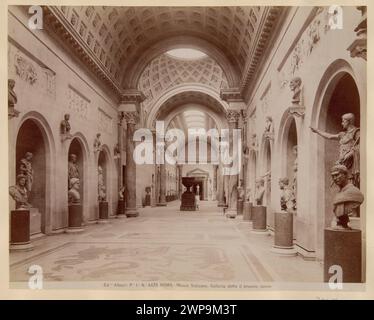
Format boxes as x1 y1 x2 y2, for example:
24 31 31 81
119 186 125 201
98 165 106 201
9 174 31 209
60 113 72 141
279 177 295 212
19 152 34 193
254 178 265 205
8 79 20 118
310 113 360 187
264 116 274 140
289 77 302 105
68 154 80 181
330 165 364 229
94 133 102 153
68 178 81 204
114 143 120 159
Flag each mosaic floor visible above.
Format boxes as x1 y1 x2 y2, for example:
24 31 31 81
10 201 323 285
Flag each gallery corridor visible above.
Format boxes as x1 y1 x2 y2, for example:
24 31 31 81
10 201 322 286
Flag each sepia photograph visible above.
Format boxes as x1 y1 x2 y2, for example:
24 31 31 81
3 1 371 299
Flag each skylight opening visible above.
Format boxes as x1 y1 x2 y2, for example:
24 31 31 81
166 48 207 60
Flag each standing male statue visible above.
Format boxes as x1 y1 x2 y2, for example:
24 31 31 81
330 165 364 229
68 154 80 181
8 79 20 117
254 178 265 205
98 165 106 201
19 152 34 192
310 113 360 187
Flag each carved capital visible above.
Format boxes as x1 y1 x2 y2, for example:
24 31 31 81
226 110 241 123
118 112 125 125
124 111 139 125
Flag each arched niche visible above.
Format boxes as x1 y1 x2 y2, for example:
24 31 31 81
248 150 257 199
318 73 360 228
286 120 297 181
16 119 47 234
68 138 85 209
97 145 112 204
264 139 271 206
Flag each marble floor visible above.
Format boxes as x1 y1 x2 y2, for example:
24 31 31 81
10 201 323 288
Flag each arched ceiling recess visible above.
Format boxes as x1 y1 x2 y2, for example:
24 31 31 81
149 89 228 129
138 53 229 114
125 35 240 88
44 6 284 98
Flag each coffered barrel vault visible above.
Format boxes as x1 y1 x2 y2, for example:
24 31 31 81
43 5 284 99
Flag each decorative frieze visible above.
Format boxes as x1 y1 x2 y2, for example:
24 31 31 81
278 7 333 87
9 43 56 98
67 86 89 120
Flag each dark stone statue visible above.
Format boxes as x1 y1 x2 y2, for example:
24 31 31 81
311 113 360 187
330 165 363 229
9 174 31 209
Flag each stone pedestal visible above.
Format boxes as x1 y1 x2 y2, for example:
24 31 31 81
180 192 196 211
237 199 243 215
117 200 126 218
251 206 267 233
324 228 362 283
98 201 109 223
144 194 151 206
66 204 83 233
10 209 34 251
243 202 252 221
271 211 296 256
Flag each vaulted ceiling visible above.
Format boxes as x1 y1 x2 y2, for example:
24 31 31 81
44 6 284 98
138 53 228 113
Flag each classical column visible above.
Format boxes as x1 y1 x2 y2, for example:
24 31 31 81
117 112 125 191
217 163 225 207
151 129 157 207
124 111 139 217
224 110 241 218
178 164 183 199
213 165 218 201
220 88 244 218
158 162 167 206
